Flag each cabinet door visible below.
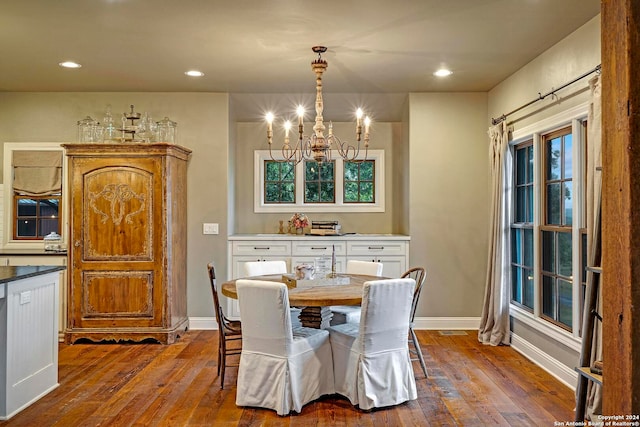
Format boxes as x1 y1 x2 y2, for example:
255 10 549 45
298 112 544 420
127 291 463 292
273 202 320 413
69 156 164 329
348 255 406 278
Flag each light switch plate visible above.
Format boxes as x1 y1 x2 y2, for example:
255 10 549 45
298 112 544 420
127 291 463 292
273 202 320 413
203 223 219 235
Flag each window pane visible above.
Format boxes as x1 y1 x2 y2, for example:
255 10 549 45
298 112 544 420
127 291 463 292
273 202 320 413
344 182 358 202
547 137 562 180
320 162 334 181
512 229 522 264
281 162 295 181
282 183 295 202
523 268 534 309
527 146 534 183
344 162 358 181
564 182 573 226
558 231 573 277
523 228 533 267
305 182 319 202
265 161 280 181
516 187 526 222
40 199 59 217
17 199 37 216
564 135 573 179
541 230 554 272
40 218 59 236
542 275 555 318
516 148 527 185
511 266 522 304
558 279 573 328
527 186 534 223
547 183 561 224
360 161 374 180
359 182 373 202
305 162 319 181
320 182 334 202
16 219 37 237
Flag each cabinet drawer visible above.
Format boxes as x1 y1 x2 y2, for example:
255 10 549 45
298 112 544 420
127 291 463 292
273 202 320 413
232 241 291 256
347 241 407 256
291 241 346 256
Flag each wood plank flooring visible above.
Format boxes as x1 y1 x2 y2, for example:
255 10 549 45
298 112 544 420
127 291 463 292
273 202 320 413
0 330 576 426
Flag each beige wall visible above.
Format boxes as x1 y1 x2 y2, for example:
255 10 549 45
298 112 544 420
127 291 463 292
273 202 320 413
0 92 230 318
488 15 601 128
409 92 489 317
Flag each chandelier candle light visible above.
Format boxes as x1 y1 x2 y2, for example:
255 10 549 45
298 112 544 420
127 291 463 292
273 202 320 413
266 46 371 164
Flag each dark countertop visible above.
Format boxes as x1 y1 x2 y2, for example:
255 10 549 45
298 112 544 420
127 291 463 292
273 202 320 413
0 265 66 284
0 249 67 256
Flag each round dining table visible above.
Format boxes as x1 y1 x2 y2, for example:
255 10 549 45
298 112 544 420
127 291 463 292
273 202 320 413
221 273 383 328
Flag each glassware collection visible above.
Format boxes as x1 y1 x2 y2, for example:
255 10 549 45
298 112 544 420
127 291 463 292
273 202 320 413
76 104 177 143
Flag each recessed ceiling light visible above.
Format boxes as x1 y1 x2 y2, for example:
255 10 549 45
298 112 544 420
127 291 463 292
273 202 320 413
59 61 82 69
433 68 453 77
185 70 204 77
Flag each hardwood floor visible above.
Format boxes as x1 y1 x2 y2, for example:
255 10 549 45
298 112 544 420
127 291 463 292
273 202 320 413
1 330 575 426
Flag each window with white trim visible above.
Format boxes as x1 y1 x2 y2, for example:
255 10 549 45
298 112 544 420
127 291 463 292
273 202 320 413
508 104 588 342
254 150 385 213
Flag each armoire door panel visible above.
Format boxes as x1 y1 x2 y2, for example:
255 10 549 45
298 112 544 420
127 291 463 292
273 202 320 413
83 167 154 260
82 271 154 318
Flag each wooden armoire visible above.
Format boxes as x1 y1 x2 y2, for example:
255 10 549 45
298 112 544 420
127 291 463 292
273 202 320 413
62 143 191 344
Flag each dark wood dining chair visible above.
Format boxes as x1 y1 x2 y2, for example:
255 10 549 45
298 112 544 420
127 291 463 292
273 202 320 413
207 263 242 389
401 267 428 377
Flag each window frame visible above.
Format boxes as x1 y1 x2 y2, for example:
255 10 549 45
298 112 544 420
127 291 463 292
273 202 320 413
13 195 62 240
2 142 68 250
253 149 385 213
507 103 588 351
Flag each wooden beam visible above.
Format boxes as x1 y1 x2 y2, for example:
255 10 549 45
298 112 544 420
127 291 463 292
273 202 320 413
601 0 640 415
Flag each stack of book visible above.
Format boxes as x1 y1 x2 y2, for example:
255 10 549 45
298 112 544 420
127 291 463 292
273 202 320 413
309 220 342 236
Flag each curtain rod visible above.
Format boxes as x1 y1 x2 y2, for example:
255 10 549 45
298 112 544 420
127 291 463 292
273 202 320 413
491 64 601 126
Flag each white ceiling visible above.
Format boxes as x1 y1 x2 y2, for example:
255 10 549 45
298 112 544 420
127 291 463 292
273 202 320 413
0 0 600 120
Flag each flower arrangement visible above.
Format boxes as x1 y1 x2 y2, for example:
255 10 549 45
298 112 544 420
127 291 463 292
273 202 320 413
289 213 309 230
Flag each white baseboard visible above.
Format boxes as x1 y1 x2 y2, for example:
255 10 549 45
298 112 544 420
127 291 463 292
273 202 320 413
511 332 578 391
412 316 480 330
188 316 481 331
188 317 218 330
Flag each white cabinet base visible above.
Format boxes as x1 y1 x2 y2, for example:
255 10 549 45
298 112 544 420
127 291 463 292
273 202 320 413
0 270 60 420
227 234 410 320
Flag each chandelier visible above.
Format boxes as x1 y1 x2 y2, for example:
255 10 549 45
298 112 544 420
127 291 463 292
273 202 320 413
266 46 371 164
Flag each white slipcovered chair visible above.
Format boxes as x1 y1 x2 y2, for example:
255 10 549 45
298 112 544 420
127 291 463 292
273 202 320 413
327 278 417 410
243 260 302 328
235 279 335 416
329 260 383 326
243 260 288 277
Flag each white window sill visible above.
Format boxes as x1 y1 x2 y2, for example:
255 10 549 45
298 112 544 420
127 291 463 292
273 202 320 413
510 304 582 353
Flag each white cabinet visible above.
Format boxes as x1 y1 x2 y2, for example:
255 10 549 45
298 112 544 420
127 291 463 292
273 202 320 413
0 267 62 420
347 241 408 278
227 235 410 320
0 255 67 341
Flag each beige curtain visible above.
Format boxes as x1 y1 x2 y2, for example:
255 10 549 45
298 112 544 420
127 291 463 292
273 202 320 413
12 151 62 196
478 121 511 346
584 74 602 419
